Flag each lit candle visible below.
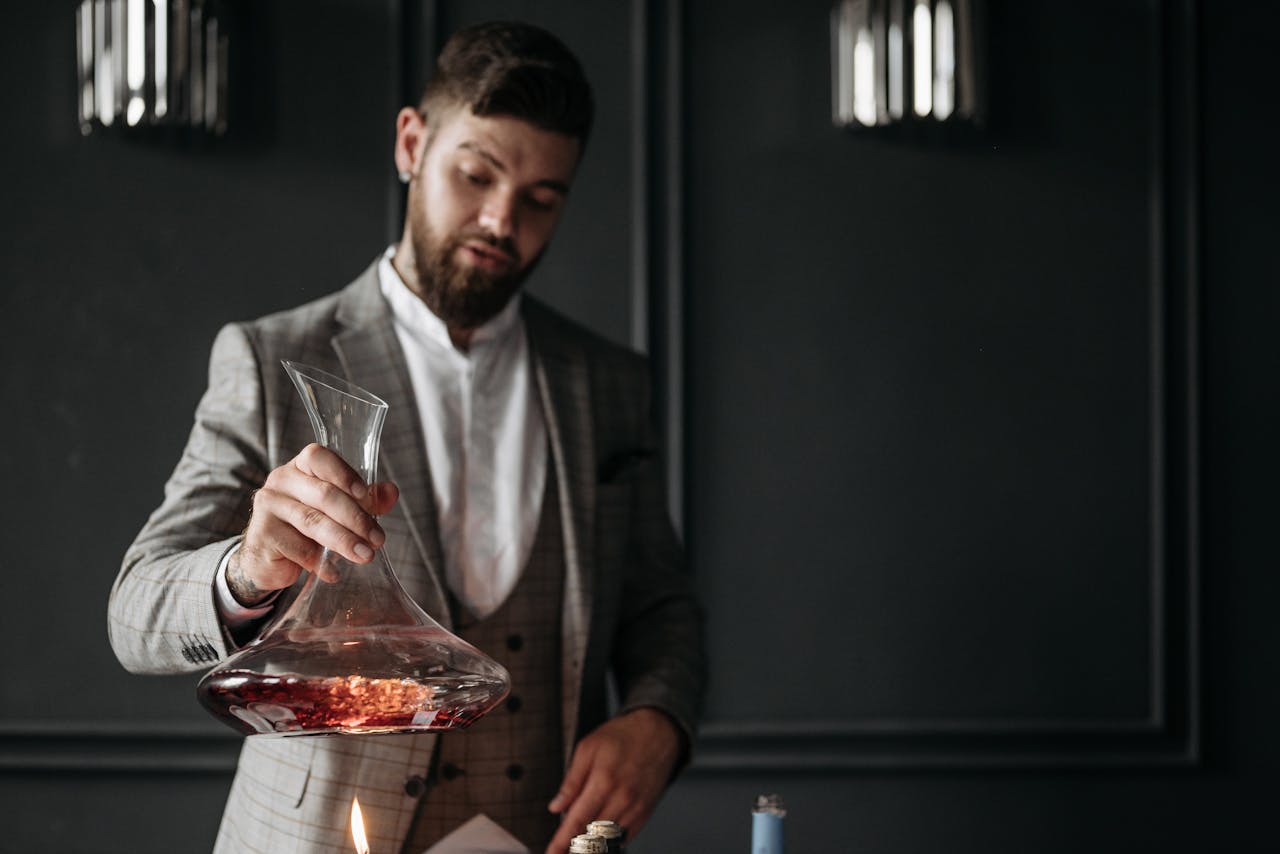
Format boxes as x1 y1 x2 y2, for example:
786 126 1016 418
351 797 370 854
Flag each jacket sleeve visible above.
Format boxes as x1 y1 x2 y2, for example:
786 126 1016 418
608 363 707 762
108 323 270 674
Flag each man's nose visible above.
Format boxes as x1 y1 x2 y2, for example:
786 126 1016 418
477 191 516 239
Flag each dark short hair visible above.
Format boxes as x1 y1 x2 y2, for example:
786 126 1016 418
419 21 594 146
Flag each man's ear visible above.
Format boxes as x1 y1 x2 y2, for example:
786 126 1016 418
393 107 428 178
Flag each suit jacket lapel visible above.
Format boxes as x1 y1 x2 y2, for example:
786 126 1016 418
524 299 595 761
330 264 451 626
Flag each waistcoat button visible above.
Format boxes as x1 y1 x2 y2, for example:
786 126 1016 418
506 763 524 781
441 762 463 781
506 695 523 713
403 775 427 798
507 634 524 651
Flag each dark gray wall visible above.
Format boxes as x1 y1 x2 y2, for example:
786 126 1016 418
685 0 1201 777
2 1 1277 851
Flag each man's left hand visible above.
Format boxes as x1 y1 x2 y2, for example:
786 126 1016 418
545 707 683 853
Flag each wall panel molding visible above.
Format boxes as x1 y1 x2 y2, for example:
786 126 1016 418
686 0 1201 771
0 723 238 774
2 0 676 777
1 0 1200 778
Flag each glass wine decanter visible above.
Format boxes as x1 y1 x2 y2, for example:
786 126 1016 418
197 361 510 737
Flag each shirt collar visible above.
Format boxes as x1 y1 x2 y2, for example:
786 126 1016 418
377 246 523 354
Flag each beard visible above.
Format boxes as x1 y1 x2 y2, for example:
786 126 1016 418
407 200 540 332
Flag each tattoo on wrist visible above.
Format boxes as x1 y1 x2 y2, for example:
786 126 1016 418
228 549 270 606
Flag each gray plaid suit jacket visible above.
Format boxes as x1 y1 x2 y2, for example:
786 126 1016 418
108 260 706 853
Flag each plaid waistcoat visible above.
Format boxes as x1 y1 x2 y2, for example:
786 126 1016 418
400 465 566 853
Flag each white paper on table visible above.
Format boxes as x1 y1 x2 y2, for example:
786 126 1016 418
419 813 530 854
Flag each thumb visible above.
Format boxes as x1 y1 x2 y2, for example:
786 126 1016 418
548 744 593 813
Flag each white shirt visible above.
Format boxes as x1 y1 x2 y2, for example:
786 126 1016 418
216 249 547 625
377 248 547 619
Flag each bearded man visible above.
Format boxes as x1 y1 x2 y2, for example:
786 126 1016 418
108 21 705 854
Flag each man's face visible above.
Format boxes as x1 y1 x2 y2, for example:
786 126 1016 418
402 109 580 330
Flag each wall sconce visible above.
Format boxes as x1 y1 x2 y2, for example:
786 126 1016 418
831 0 982 128
75 0 229 135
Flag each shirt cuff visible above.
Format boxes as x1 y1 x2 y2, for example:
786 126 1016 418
214 542 279 630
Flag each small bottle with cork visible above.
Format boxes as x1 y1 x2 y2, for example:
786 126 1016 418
585 819 624 853
568 834 607 853
752 793 786 854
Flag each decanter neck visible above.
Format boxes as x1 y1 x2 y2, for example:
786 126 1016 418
282 360 389 483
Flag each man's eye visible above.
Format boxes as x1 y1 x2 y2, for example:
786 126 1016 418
460 169 490 186
524 195 558 213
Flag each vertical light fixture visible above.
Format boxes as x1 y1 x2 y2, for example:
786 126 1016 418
126 0 146 126
912 0 932 117
76 2 95 133
832 0 981 128
933 0 955 119
75 0 229 135
831 0 860 126
887 0 905 120
93 0 114 127
153 0 168 120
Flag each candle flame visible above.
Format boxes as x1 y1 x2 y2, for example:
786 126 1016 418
351 796 370 854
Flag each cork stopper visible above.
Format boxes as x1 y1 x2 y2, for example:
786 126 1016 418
569 834 608 853
586 819 623 839
753 793 787 817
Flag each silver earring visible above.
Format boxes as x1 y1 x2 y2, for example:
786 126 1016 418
398 170 412 184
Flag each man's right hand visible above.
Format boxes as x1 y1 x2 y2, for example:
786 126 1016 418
227 443 400 606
